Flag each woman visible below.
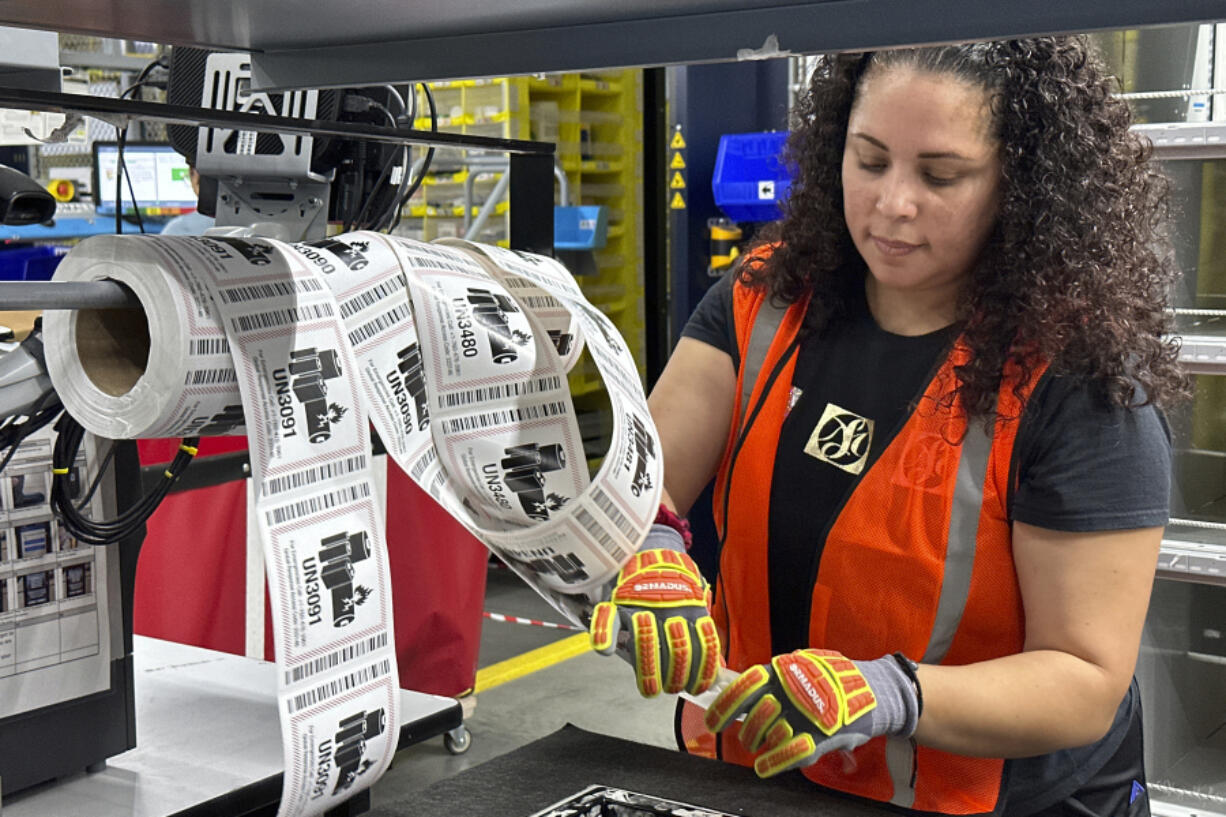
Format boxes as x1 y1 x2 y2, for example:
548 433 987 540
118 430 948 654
591 37 1185 817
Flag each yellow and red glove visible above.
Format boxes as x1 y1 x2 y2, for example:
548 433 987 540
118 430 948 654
705 649 921 778
589 525 722 698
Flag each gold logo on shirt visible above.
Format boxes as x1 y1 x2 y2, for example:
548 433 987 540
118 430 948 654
805 403 873 475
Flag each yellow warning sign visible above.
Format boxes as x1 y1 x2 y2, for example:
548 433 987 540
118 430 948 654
670 152 686 169
670 130 687 150
670 171 686 189
670 191 687 210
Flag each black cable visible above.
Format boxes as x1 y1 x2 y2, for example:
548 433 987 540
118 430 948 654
390 146 433 232
0 388 62 476
50 414 198 546
342 143 368 233
352 146 400 231
374 146 409 232
371 102 397 128
114 56 168 234
340 93 404 232
386 82 437 233
379 91 413 231
373 91 413 231
376 142 412 232
117 127 146 234
120 56 167 100
114 127 124 235
74 439 117 511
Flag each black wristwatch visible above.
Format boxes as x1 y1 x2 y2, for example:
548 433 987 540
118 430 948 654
892 652 924 718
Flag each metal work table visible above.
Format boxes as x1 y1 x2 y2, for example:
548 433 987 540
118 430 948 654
2 636 461 817
369 723 890 817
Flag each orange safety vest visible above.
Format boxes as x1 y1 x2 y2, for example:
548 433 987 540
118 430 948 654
680 269 1049 815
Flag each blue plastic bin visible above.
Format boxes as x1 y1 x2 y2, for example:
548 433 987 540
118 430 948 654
0 244 69 281
554 205 608 250
712 131 792 222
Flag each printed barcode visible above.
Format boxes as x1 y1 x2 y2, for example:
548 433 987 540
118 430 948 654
218 279 323 304
266 482 371 526
284 632 388 685
265 455 368 496
502 277 533 289
591 486 636 541
409 447 436 482
190 337 231 356
340 278 406 320
575 505 628 563
428 469 446 496
520 294 562 310
348 303 410 347
500 260 551 288
287 658 392 714
439 401 568 434
439 376 562 409
404 244 474 275
186 368 239 386
233 302 335 332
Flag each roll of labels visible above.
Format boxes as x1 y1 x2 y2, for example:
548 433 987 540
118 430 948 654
44 233 664 817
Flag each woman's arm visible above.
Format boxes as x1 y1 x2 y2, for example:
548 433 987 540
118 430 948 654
912 521 1161 757
647 337 737 517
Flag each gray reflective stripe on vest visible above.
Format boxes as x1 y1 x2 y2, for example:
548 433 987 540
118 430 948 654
739 297 789 429
885 736 918 808
888 419 994 808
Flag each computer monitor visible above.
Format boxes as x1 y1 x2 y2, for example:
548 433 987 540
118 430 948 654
92 142 198 217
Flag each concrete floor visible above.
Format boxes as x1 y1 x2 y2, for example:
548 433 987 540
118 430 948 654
368 565 680 809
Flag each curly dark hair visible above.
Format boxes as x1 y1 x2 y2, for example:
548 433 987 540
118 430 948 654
745 36 1188 418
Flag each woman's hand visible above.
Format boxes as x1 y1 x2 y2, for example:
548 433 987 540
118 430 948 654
704 649 920 778
590 543 723 697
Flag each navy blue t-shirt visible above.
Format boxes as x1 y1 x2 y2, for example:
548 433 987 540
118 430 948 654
683 273 1171 653
680 272 1170 815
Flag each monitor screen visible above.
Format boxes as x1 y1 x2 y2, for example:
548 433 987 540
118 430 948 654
93 142 198 216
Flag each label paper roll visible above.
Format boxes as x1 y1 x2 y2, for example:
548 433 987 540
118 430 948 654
44 231 663 815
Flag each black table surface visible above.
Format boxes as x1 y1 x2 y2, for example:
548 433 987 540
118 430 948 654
371 723 895 817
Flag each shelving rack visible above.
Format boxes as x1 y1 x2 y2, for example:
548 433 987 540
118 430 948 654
395 70 646 460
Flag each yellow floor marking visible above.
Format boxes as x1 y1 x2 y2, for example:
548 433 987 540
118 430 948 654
475 632 590 693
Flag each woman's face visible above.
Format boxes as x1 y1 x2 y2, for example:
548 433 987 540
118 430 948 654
842 66 1002 303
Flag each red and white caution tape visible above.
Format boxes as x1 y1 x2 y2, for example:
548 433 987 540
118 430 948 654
483 611 582 631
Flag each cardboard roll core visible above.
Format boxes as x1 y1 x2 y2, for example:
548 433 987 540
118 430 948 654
74 282 150 397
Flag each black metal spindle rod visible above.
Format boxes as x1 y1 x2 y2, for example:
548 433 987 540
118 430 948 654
0 281 142 310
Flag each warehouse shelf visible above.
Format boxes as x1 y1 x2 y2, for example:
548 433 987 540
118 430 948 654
1178 336 1226 374
585 142 626 158
580 111 624 126
528 76 573 93
397 70 647 469
1134 121 1226 160
427 77 510 90
423 170 506 187
580 160 623 173
406 201 509 219
579 78 622 96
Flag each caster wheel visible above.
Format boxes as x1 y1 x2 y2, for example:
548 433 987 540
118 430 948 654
444 726 471 755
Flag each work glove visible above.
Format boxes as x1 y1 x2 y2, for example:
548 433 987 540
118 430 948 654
705 649 921 778
589 523 722 697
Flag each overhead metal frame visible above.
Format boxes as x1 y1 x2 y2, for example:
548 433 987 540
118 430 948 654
249 0 1226 90
0 1 1221 89
0 86 553 155
0 86 556 310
